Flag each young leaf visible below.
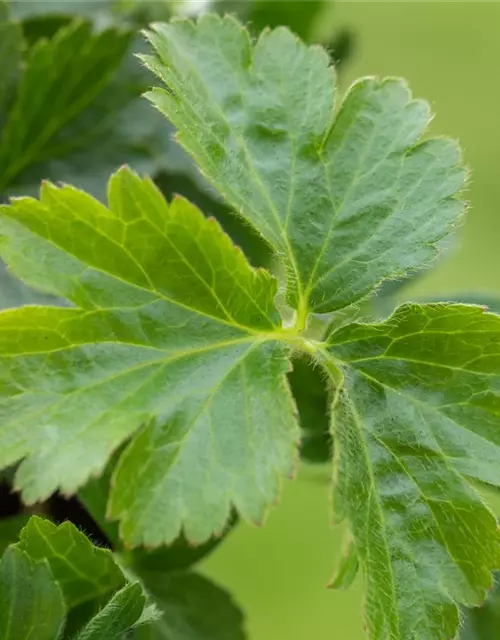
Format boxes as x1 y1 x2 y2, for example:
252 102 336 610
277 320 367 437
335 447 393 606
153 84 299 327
144 15 465 318
0 167 299 546
327 303 500 639
132 570 246 640
75 582 150 640
17 516 125 608
0 546 66 640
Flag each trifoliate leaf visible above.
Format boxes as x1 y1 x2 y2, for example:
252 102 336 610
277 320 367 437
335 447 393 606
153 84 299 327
459 572 500 640
17 516 125 608
75 582 150 640
132 570 246 640
0 167 299 546
0 546 66 640
144 15 465 317
327 303 500 640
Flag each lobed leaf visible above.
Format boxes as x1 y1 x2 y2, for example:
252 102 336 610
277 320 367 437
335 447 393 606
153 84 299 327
144 14 465 317
327 303 500 639
17 516 125 608
0 167 299 546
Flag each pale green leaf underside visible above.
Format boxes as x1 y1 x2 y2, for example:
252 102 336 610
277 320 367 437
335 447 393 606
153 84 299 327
328 303 500 639
0 167 299 545
144 14 465 315
17 516 125 608
0 546 66 640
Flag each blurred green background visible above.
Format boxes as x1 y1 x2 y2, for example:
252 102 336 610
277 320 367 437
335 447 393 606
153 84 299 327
201 3 500 638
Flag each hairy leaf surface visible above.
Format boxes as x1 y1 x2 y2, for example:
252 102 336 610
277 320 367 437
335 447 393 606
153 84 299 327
144 15 465 316
327 303 500 639
75 582 150 640
17 516 125 608
0 167 299 545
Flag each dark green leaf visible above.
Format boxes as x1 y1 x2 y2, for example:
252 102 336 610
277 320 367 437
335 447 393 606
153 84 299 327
0 513 30 555
17 516 125 608
327 303 500 639
127 512 238 573
288 355 332 463
0 20 131 192
134 571 246 640
0 546 66 640
144 15 465 318
246 0 325 40
460 572 500 639
0 1 22 126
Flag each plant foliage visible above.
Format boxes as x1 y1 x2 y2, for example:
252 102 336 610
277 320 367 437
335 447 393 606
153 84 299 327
0 8 499 640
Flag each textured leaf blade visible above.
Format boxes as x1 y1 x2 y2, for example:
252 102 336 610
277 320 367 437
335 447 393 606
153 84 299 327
0 167 299 545
75 582 150 640
144 15 465 315
17 516 125 608
0 546 66 640
327 303 500 639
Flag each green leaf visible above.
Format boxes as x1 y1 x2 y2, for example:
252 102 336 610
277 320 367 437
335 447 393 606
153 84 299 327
252 0 324 38
0 546 66 640
0 2 22 126
78 452 122 547
144 15 465 317
133 570 246 640
327 303 500 639
75 582 149 640
17 516 125 608
127 512 238 573
0 513 30 555
460 572 500 639
328 536 359 590
288 354 332 463
0 167 299 546
0 20 131 192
